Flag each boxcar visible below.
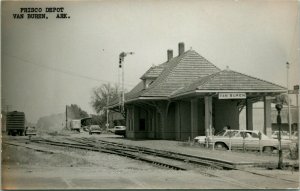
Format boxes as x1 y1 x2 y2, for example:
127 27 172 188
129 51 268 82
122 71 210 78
6 111 25 136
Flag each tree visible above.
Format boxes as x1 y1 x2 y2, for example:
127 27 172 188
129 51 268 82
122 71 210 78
67 104 89 119
273 94 289 105
90 114 105 128
90 83 120 113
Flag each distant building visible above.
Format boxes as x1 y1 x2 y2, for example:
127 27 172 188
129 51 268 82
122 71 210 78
109 42 287 140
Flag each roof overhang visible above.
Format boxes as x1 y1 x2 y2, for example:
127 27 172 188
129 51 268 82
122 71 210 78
107 96 169 109
171 89 286 100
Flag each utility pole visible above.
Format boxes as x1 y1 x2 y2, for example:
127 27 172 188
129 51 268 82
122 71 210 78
294 85 299 149
65 105 68 130
119 51 134 113
286 62 292 139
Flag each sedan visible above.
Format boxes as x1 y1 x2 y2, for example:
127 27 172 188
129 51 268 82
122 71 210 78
200 129 292 152
25 126 37 136
89 125 101 135
114 126 126 137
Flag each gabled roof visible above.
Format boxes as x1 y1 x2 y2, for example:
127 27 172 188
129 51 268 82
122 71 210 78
172 69 287 97
140 65 165 80
139 50 221 97
125 81 145 100
109 47 286 108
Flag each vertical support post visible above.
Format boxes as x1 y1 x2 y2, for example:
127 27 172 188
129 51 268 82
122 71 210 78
246 99 253 130
191 98 199 139
264 96 272 137
175 102 181 141
205 96 212 148
258 131 262 155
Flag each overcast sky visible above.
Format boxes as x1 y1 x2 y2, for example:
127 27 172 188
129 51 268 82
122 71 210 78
2 0 299 123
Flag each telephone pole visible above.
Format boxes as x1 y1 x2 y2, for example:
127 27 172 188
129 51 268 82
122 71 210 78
65 105 68 130
286 62 292 139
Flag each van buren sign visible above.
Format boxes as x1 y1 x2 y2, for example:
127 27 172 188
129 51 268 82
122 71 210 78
218 93 246 99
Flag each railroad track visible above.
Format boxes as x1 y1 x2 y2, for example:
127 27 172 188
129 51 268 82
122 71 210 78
5 136 298 188
68 137 299 185
30 138 187 170
70 137 235 169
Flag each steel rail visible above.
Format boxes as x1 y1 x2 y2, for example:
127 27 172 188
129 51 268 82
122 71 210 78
31 139 186 171
75 137 299 184
37 138 262 189
75 137 234 169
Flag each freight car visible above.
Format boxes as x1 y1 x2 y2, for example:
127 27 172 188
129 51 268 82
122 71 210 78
6 111 25 136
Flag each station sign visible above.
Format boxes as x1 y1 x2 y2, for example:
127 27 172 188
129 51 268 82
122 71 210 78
218 93 246 99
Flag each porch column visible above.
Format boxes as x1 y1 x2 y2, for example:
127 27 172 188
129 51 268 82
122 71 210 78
246 99 253 130
264 96 272 137
175 102 181 140
205 96 213 136
191 98 199 139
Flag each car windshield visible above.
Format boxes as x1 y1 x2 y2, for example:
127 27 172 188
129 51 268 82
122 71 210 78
215 130 226 136
215 130 238 137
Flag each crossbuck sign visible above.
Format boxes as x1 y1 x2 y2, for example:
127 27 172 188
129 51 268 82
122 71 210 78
218 93 246 99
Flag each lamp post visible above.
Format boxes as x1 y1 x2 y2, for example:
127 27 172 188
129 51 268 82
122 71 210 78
275 103 283 169
119 51 134 113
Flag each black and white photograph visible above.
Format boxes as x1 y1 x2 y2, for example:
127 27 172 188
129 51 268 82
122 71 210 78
1 0 299 189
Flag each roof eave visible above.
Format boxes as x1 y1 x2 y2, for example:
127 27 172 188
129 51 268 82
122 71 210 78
171 89 287 99
107 96 169 109
126 96 169 103
195 89 287 93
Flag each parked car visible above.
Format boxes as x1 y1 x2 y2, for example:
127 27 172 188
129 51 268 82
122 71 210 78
82 126 89 132
89 125 101 135
197 129 292 152
25 126 37 136
194 135 206 144
113 126 126 137
271 131 290 140
194 130 226 144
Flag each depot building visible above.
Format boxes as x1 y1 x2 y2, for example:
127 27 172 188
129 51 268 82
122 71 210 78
109 42 286 140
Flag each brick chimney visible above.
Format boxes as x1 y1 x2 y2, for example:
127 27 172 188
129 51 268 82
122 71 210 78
167 49 173 61
178 42 185 55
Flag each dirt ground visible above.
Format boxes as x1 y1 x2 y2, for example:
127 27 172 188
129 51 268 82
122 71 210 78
1 133 299 189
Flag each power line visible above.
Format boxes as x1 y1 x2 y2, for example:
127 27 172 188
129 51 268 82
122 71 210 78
3 52 137 88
